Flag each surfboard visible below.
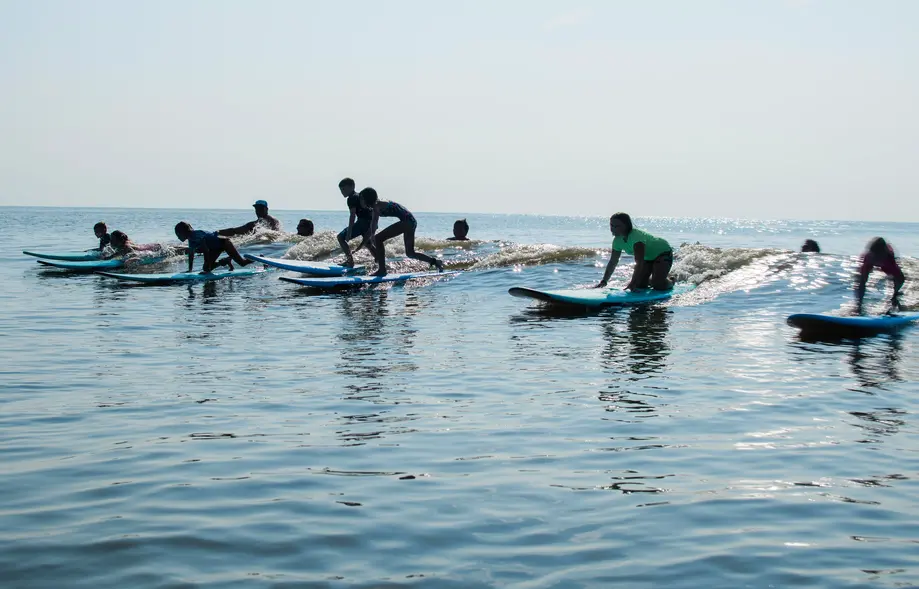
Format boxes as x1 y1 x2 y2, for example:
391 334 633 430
787 312 919 339
37 259 125 271
243 253 365 276
509 283 695 308
24 250 103 261
279 270 459 289
97 268 264 284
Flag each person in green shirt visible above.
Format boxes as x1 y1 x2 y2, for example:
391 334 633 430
597 212 674 291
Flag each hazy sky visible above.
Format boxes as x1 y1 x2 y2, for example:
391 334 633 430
2 0 917 221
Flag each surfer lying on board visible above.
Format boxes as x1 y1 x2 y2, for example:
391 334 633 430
360 187 444 277
93 222 112 251
217 200 282 237
855 237 906 314
597 212 674 291
175 222 253 274
337 177 377 267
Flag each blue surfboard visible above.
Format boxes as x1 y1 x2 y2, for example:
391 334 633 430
244 253 365 276
24 250 103 261
509 284 695 308
787 312 919 338
37 258 125 271
97 268 264 284
279 271 459 289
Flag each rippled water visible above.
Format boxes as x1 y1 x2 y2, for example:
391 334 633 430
2 207 919 588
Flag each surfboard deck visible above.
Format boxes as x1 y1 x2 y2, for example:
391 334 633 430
280 270 459 289
244 253 365 276
509 284 695 307
787 312 919 339
97 268 264 284
37 258 125 271
24 250 103 261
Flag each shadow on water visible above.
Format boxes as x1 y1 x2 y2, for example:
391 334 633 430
598 306 672 423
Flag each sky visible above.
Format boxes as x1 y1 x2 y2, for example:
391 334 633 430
1 0 918 221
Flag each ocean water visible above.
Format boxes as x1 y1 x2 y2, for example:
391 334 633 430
2 206 919 589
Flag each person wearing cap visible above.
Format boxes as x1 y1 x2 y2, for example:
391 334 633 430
218 200 282 237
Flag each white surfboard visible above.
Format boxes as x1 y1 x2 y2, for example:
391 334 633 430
279 271 459 289
243 253 364 276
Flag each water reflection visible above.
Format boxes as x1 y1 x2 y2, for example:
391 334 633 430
334 289 419 405
848 336 902 390
790 335 903 392
599 306 672 422
601 306 672 376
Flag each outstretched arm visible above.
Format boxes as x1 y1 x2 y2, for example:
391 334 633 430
187 249 195 273
597 250 622 287
854 270 870 313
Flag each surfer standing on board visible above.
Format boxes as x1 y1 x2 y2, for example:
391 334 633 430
175 222 254 273
336 177 376 267
360 187 444 277
855 237 906 314
597 212 674 291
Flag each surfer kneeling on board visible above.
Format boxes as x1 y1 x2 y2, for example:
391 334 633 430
855 237 906 315
597 212 674 291
360 187 445 277
175 222 253 274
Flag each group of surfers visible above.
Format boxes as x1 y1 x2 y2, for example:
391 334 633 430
91 182 907 313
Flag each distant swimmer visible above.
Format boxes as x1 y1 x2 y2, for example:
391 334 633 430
597 212 673 291
446 219 470 241
297 219 314 237
360 187 444 277
802 239 821 253
218 200 282 237
175 222 254 273
855 237 906 314
337 177 377 267
93 222 112 250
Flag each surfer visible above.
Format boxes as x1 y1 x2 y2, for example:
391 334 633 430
802 239 821 253
297 219 314 237
93 222 112 250
337 177 377 267
174 222 253 273
108 231 163 257
447 219 470 241
855 237 906 314
360 187 444 277
597 212 673 291
217 200 282 237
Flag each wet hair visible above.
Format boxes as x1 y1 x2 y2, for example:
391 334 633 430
174 221 192 234
111 230 128 244
453 219 469 237
801 239 820 253
338 177 355 190
297 218 314 233
359 187 378 206
610 212 633 235
868 237 889 258
93 222 107 233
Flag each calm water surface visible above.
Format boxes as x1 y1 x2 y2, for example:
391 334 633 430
2 207 919 588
